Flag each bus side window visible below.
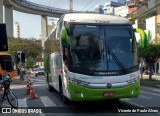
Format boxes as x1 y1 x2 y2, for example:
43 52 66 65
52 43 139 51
56 20 63 38
54 54 62 68
63 48 68 66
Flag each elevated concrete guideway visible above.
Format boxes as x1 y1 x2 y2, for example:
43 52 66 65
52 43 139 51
1 0 76 38
3 0 69 18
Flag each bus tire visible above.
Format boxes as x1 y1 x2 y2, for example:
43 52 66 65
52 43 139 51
48 84 54 92
47 73 54 92
59 77 69 104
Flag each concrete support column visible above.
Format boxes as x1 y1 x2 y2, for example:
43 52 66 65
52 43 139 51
0 0 3 23
4 5 13 37
41 15 48 59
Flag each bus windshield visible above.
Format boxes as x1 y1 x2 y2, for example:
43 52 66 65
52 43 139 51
68 24 138 73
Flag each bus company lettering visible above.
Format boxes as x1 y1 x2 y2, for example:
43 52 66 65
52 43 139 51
11 109 42 113
79 76 103 79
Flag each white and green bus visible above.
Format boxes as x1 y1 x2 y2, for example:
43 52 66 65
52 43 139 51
44 13 140 103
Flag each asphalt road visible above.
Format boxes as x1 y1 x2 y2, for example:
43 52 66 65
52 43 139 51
1 75 160 116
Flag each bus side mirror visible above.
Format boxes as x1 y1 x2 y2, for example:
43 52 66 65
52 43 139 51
60 26 68 48
134 28 147 48
0 24 8 51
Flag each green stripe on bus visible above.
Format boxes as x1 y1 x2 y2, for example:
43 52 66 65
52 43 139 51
69 81 140 101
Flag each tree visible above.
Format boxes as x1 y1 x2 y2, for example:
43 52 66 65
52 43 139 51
7 37 42 68
139 44 160 80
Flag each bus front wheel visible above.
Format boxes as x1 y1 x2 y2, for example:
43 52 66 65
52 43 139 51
47 73 54 92
59 79 69 104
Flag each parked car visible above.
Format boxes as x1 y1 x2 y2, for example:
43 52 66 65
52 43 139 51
35 67 44 76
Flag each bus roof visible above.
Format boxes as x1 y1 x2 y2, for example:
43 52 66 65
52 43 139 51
63 13 131 24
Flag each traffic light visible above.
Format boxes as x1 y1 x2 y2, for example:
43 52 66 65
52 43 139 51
21 53 25 62
16 53 20 62
15 52 25 62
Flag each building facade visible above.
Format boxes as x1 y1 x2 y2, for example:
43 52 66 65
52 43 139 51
13 22 20 38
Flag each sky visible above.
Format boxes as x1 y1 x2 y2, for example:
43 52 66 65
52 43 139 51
13 0 126 39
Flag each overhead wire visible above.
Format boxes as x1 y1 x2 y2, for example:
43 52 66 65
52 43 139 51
80 0 93 11
132 1 160 19
86 0 102 11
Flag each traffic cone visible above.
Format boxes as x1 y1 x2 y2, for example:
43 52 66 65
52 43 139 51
28 84 38 100
25 84 30 95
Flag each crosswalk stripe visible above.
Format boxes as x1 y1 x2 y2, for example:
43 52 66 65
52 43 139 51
39 113 46 116
40 96 56 107
121 98 130 101
10 85 26 89
139 95 151 99
18 98 27 107
141 91 160 97
141 86 160 92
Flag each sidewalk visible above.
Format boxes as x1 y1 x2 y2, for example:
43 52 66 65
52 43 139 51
140 74 160 88
11 76 27 85
141 74 160 80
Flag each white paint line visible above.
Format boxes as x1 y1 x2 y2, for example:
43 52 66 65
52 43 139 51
121 98 130 101
139 95 151 99
141 86 160 92
122 100 145 108
18 98 27 107
141 91 160 97
10 85 26 89
39 113 46 116
40 96 56 107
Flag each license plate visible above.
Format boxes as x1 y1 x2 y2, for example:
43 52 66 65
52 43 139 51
104 92 116 97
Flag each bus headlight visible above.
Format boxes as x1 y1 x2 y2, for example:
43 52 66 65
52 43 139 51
69 78 89 86
127 76 140 84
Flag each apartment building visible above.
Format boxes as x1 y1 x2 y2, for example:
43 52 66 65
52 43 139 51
13 22 20 38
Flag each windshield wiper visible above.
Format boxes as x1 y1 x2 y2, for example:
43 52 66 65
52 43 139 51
110 51 126 72
107 45 126 73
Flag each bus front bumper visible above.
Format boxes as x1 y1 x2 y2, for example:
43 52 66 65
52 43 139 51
69 81 140 101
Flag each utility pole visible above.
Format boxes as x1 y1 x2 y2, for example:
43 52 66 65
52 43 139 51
68 0 73 12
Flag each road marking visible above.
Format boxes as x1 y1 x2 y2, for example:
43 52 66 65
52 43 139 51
10 85 26 89
39 113 46 116
34 84 47 87
139 95 151 99
152 89 160 93
40 96 56 107
18 98 27 107
123 100 145 108
121 98 130 101
141 91 160 97
141 86 160 92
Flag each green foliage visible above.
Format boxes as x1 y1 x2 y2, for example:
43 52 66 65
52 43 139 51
139 44 160 61
130 19 135 25
139 44 160 80
44 55 49 74
7 37 42 68
60 26 68 48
